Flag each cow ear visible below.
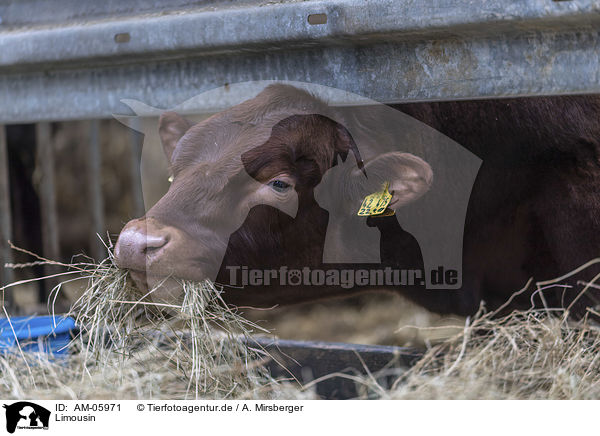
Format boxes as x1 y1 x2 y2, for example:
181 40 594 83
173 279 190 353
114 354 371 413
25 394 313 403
355 152 433 209
158 112 192 162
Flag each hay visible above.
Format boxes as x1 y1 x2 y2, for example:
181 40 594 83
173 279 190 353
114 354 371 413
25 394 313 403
0 249 312 400
2 245 600 400
348 306 600 400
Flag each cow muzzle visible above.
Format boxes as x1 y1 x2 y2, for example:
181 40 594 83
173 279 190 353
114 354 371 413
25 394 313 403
114 218 171 271
114 217 186 303
114 217 222 304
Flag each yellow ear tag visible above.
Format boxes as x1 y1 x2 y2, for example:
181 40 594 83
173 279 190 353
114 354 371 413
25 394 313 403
168 175 174 183
357 181 395 217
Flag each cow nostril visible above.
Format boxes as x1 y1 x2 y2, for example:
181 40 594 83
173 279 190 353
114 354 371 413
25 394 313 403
114 221 173 270
143 234 169 254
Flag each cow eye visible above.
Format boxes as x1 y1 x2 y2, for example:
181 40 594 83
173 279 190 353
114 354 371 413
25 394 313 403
268 180 292 193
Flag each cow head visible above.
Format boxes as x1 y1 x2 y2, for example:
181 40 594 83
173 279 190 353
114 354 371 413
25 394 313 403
114 84 433 306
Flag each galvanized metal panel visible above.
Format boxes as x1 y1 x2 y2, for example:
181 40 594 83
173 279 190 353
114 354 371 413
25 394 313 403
1 0 600 122
2 0 600 69
3 28 600 123
0 0 261 29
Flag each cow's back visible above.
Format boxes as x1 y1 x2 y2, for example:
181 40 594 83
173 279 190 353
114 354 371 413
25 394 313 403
392 97 600 316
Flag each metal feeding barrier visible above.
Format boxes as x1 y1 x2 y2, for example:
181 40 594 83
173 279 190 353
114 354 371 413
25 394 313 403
0 0 599 398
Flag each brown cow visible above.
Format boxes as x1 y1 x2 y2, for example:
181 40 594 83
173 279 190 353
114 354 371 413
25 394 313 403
114 84 600 317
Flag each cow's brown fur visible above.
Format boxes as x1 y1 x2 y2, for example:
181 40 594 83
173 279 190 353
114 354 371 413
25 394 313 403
115 85 600 317
395 97 600 316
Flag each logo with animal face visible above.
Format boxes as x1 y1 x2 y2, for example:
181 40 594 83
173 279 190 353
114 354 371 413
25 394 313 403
3 402 50 433
114 81 481 307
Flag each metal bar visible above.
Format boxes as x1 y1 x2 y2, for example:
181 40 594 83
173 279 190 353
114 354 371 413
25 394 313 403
1 1 600 122
0 0 261 29
247 337 422 399
87 120 106 261
35 122 60 303
3 26 600 123
1 0 599 70
128 118 145 218
0 125 14 308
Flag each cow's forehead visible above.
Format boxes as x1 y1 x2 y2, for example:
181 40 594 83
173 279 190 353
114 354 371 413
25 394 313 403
173 108 324 173
170 84 337 182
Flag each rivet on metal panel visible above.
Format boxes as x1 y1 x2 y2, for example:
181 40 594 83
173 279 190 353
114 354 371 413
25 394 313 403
114 32 131 43
307 13 327 25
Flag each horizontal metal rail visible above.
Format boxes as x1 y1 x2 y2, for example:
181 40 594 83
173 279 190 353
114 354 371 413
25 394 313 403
2 0 600 69
1 0 600 122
